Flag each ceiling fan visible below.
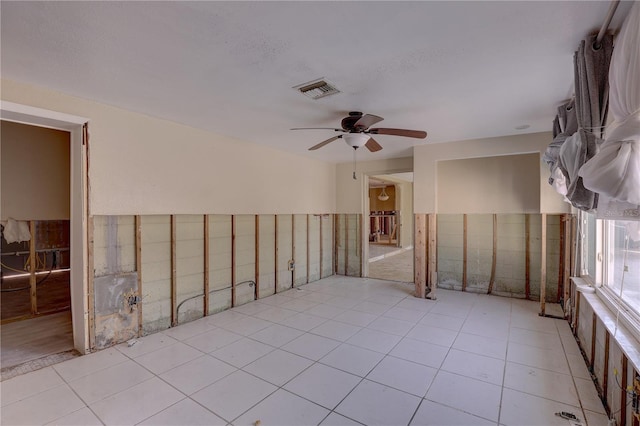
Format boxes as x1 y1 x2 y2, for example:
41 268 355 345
291 111 427 152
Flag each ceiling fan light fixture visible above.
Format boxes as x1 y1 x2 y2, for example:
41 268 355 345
344 133 369 149
378 186 390 201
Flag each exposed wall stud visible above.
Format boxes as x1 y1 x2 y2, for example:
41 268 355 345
359 214 363 277
231 215 236 307
29 220 37 315
591 313 597 368
427 213 437 300
344 214 349 276
558 214 566 301
487 214 497 295
291 214 295 288
540 213 547 316
135 215 143 336
87 216 96 350
462 214 468 292
333 214 338 275
414 214 427 298
575 291 581 336
255 215 260 300
563 214 572 308
274 215 278 294
603 330 610 404
170 215 177 327
203 215 210 315
306 214 310 284
621 355 628 426
525 213 531 300
319 215 324 278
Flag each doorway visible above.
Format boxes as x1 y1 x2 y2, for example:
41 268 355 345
366 173 414 283
0 102 88 377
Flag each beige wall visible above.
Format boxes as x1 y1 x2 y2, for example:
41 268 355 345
1 79 336 215
437 153 540 214
1 120 70 220
413 132 570 214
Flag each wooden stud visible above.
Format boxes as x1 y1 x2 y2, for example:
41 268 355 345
620 355 628 426
255 215 260 300
591 313 597 369
274 215 278 294
319 215 324 279
558 214 565 302
333 214 338 275
540 213 547 316
231 215 236 307
306 214 310 284
203 215 210 315
29 220 37 315
563 215 572 308
87 216 96 350
427 214 437 300
135 215 143 336
170 215 177 327
344 214 349 276
291 214 295 288
603 330 610 403
359 214 363 278
414 214 427 298
462 214 467 292
487 214 497 295
525 214 531 300
575 291 581 336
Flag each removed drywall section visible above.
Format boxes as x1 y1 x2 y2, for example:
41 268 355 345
1 120 70 221
465 214 494 293
140 215 172 334
436 214 463 290
276 215 293 292
293 214 308 287
492 214 527 298
321 215 334 278
175 215 204 323
528 214 561 302
257 215 276 297
209 215 232 314
346 214 362 276
308 215 321 283
335 214 346 275
234 215 256 306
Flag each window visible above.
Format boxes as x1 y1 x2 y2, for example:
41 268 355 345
604 220 640 314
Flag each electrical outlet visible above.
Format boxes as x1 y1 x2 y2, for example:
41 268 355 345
288 259 295 271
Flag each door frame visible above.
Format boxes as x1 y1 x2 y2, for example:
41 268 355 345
1 101 90 354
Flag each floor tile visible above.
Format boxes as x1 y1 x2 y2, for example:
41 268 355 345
162 317 214 341
510 313 560 334
183 327 243 353
231 300 271 315
253 306 299 323
159 354 236 395
366 356 437 397
307 303 346 319
461 319 510 340
249 323 305 347
319 412 364 426
45 407 103 425
320 343 385 377
203 309 248 326
53 347 128 382
410 399 495 426
419 312 466 331
383 306 427 323
394 298 435 313
243 349 313 386
279 312 328 331
575 377 606 414
503 362 580 407
334 310 378 327
335 379 421 426
279 298 319 312
210 337 274 368
311 320 362 341
325 296 363 309
441 348 505 385
367 316 414 336
191 370 277 422
584 409 609 426
508 327 562 350
427 370 501 422
500 388 583 426
0 366 64 407
390 338 449 368
134 341 203 374
507 341 568 374
284 363 361 410
365 294 405 306
138 398 226 425
406 324 458 347
89 377 184 426
299 291 336 303
68 359 154 404
346 328 402 353
352 301 391 316
1 384 85 426
234 389 330 426
566 353 592 380
116 332 179 358
219 315 271 335
452 332 508 360
281 333 341 361
429 302 472 319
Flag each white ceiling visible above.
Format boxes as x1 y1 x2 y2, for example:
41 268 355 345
0 1 631 164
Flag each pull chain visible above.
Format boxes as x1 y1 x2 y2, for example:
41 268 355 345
352 147 357 180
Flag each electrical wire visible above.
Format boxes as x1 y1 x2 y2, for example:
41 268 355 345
0 252 58 292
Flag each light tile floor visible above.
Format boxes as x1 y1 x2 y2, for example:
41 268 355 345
1 276 608 426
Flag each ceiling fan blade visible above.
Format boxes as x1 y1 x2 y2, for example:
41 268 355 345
291 127 343 131
369 128 427 139
365 137 383 152
353 114 384 130
308 135 341 150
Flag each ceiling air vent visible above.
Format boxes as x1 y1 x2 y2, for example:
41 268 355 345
294 78 340 100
